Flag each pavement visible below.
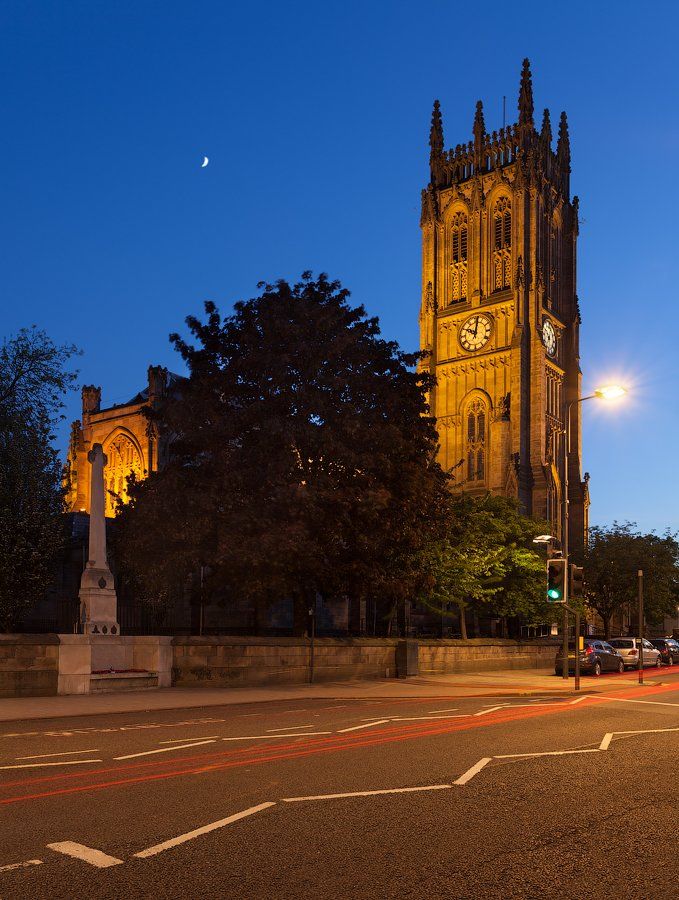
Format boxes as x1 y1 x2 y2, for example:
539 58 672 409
0 664 667 722
0 666 678 898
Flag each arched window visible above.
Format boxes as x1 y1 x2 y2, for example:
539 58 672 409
465 398 486 482
104 433 143 516
493 198 512 291
450 212 468 303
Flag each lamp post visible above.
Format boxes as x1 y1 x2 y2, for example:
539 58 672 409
562 385 626 675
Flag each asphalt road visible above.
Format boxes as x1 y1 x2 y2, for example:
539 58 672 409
1 669 679 899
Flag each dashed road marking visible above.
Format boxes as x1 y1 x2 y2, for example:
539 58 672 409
114 740 216 760
473 706 508 716
494 748 600 759
428 708 459 713
0 759 102 770
282 784 452 802
159 737 219 744
134 802 276 858
221 732 331 741
0 859 43 873
453 757 492 785
266 725 315 732
589 696 679 708
391 715 468 721
337 720 390 733
47 842 123 868
599 733 614 750
16 749 100 760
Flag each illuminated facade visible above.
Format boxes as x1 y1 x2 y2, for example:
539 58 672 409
65 366 176 516
419 60 588 556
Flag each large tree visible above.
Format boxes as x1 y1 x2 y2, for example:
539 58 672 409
585 522 679 638
116 273 449 633
0 328 79 631
420 494 550 638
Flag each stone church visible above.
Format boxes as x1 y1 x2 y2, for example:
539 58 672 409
419 59 588 558
65 366 178 517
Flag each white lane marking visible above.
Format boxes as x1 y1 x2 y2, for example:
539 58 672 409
453 757 492 785
0 859 43 873
390 715 469 721
428 708 459 713
494 748 600 759
0 760 101 770
266 725 315 732
47 842 123 868
599 733 614 750
588 696 679 708
337 720 390 733
473 706 507 717
159 737 219 744
134 802 276 858
16 749 100 760
614 726 679 736
569 695 593 704
282 784 452 802
114 740 216 760
222 733 331 741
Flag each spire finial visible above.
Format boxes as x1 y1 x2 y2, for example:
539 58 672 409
540 108 552 147
473 100 486 143
429 99 444 156
518 58 534 129
556 110 570 171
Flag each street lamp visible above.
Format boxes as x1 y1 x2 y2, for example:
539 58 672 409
561 384 627 681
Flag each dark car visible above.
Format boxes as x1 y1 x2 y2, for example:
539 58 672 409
555 639 625 677
554 638 625 676
649 638 679 665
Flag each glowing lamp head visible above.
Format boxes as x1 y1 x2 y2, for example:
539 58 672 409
594 385 626 401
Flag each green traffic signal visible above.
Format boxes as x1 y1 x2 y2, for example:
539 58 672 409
547 559 566 603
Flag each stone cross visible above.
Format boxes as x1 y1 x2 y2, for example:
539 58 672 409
78 443 120 635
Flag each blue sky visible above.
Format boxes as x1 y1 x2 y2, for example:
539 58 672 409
1 1 677 533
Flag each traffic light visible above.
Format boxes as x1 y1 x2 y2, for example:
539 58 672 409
570 565 585 599
547 559 566 603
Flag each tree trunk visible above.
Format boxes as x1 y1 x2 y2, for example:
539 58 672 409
602 614 611 640
458 604 468 640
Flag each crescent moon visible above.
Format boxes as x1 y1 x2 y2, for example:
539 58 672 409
201 156 209 168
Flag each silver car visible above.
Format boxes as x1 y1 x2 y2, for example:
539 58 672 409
607 637 662 669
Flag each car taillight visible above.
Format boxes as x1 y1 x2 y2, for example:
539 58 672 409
629 649 638 656
584 646 594 654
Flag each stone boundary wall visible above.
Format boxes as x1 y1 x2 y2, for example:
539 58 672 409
0 635 561 696
418 639 559 674
171 637 399 687
171 637 560 687
0 634 60 697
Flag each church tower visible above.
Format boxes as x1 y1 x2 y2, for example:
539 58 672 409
419 60 588 557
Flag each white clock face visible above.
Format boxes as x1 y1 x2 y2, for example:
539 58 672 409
542 319 557 357
459 314 492 352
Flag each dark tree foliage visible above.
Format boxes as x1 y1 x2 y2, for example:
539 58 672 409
116 273 449 633
585 522 679 639
0 328 79 631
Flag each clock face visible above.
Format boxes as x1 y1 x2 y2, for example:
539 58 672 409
459 314 492 352
542 319 557 357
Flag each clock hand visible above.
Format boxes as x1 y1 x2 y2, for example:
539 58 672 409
472 316 479 337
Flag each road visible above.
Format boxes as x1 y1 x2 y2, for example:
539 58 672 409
1 668 679 899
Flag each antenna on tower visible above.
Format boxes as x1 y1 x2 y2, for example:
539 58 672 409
502 95 506 129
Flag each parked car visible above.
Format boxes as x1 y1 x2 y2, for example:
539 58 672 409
649 638 679 665
555 639 625 677
607 637 662 669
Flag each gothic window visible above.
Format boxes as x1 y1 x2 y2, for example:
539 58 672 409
465 398 486 482
493 198 512 292
104 433 143 516
450 212 468 303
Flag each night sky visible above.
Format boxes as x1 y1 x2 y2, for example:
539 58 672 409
2 1 677 533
